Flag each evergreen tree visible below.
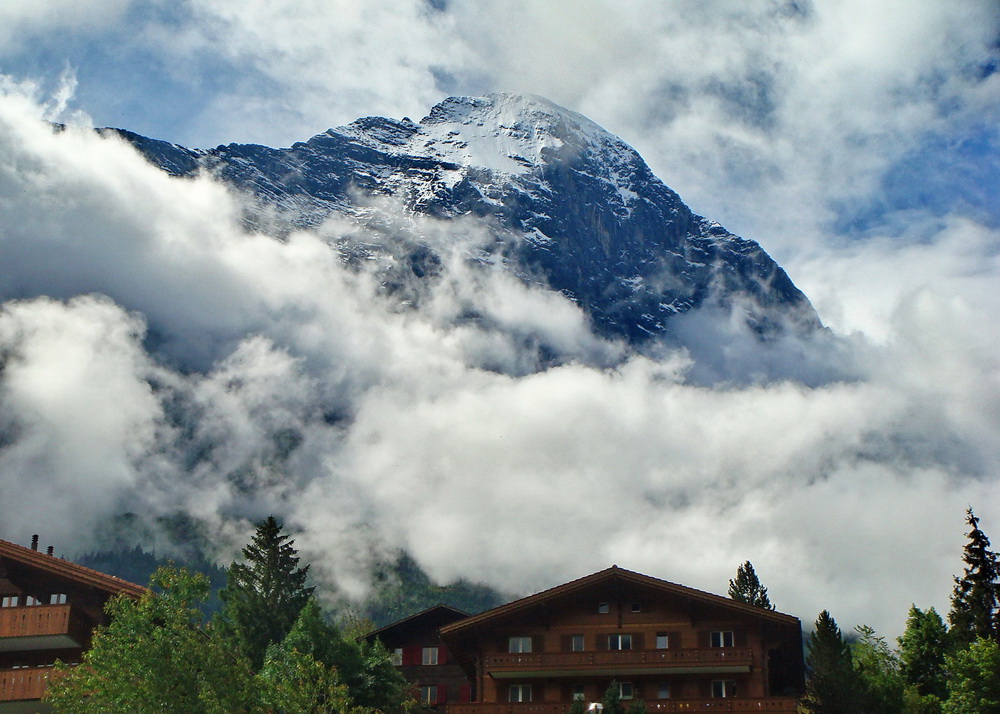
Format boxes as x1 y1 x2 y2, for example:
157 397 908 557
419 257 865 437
727 560 774 610
218 515 315 668
626 698 647 714
949 508 1000 648
602 681 625 714
569 699 587 714
801 610 865 714
898 605 949 702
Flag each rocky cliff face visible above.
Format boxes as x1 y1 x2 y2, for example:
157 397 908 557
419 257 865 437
113 93 819 344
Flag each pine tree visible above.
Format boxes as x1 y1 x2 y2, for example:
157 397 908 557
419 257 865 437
602 681 625 714
949 508 1000 648
801 610 865 714
218 515 315 668
728 560 774 610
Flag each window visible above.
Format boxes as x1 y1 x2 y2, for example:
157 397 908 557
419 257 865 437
391 648 403 666
50 593 67 605
655 633 669 649
658 682 671 699
571 634 585 652
618 682 633 700
711 631 735 648
711 680 737 698
422 646 439 665
508 636 532 653
508 685 532 703
420 685 438 704
630 602 641 613
598 602 610 614
608 633 632 651
572 685 585 701
1 596 18 607
24 596 41 606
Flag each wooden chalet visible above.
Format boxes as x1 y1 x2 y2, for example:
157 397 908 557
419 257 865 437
368 604 474 707
415 566 804 713
0 536 146 712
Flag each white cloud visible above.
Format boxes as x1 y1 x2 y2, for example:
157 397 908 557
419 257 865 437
0 1 997 642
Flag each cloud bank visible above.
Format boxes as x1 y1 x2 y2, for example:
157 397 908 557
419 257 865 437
0 0 997 639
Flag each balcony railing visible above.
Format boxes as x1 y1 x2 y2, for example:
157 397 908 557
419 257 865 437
0 605 89 651
485 648 754 673
446 699 799 714
0 666 52 703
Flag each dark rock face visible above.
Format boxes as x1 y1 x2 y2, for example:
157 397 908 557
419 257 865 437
114 93 819 343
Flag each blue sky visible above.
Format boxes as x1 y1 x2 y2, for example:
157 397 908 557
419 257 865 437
0 0 999 637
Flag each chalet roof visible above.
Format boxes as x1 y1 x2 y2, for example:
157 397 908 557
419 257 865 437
367 603 469 642
0 538 147 598
439 565 799 637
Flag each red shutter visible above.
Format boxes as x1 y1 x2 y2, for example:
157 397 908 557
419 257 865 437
460 684 472 702
438 646 448 665
403 646 421 666
437 685 448 704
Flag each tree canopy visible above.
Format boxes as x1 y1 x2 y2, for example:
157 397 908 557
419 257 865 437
218 515 315 668
949 508 1000 648
727 560 774 610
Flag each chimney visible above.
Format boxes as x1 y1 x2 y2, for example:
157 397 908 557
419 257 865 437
30 534 38 551
46 546 54 556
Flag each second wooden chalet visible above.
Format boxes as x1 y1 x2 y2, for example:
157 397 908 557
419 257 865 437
374 565 803 713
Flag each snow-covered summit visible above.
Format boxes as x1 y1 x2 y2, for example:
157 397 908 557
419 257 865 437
113 94 820 344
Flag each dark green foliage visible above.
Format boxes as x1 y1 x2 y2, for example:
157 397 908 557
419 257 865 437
727 560 774 610
943 637 1000 713
602 682 625 714
365 551 506 626
569 699 587 714
899 605 949 701
218 516 315 668
272 599 412 713
627 697 648 714
802 610 865 713
949 508 1000 648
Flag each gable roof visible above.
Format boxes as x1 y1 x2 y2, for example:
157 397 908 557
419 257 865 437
440 565 798 637
0 538 147 598
368 603 470 641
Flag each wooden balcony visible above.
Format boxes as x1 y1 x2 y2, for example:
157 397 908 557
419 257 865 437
0 666 51 703
485 649 754 678
0 605 89 652
446 699 799 714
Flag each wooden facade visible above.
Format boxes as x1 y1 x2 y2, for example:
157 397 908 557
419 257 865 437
368 604 475 708
432 566 802 713
0 537 145 712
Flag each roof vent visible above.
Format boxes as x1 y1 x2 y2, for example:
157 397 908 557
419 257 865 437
46 546 54 556
30 535 38 551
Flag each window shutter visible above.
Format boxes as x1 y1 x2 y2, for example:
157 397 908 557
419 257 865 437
438 646 448 665
437 685 448 704
460 684 472 702
670 631 682 648
532 635 543 653
561 634 571 652
403 646 421 666
633 633 644 650
735 629 747 647
597 634 607 650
